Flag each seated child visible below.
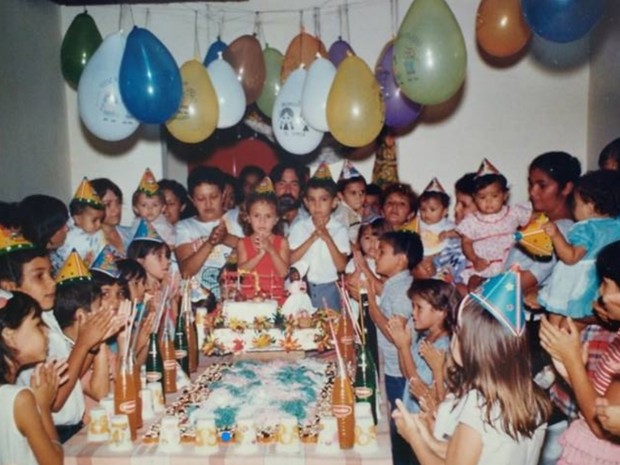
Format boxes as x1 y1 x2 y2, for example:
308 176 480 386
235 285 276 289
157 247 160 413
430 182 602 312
418 178 454 257
334 161 366 244
289 163 351 311
52 177 106 272
456 159 532 290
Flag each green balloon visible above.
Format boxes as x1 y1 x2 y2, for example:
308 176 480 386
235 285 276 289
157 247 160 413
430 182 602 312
61 12 103 88
256 46 284 118
393 0 467 106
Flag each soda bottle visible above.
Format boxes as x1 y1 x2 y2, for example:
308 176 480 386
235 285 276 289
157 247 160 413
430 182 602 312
181 282 199 373
354 344 378 424
337 309 355 374
145 332 165 395
114 355 138 441
174 310 190 376
359 287 379 370
161 329 177 394
129 352 143 429
331 357 355 449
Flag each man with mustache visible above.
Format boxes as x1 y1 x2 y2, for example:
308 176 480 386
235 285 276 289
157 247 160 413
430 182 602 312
269 161 309 237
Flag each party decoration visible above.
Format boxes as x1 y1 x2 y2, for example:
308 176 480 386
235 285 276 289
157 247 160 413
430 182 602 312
375 41 422 129
56 249 92 285
338 160 363 182
530 32 591 70
328 38 355 67
257 46 284 118
393 0 467 105
281 31 327 83
372 133 399 188
61 12 103 88
254 177 275 195
72 177 103 208
513 214 553 258
522 0 605 43
204 38 228 66
90 244 123 278
136 168 159 195
272 68 324 155
223 35 266 105
120 27 182 124
476 0 531 57
78 32 139 142
311 162 334 181
133 219 164 243
423 177 447 194
166 59 219 144
476 158 500 177
301 58 336 132
0 229 35 256
207 57 246 129
327 56 384 148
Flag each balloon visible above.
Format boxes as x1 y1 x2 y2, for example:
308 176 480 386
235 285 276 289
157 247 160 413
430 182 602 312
393 0 467 106
78 32 139 141
273 69 324 155
530 32 591 70
281 32 327 83
328 38 355 67
61 12 103 88
165 60 219 144
301 58 336 132
375 41 422 129
207 57 246 128
327 56 385 148
256 46 284 118
223 35 266 105
522 0 605 43
119 27 182 124
476 0 531 57
203 38 228 66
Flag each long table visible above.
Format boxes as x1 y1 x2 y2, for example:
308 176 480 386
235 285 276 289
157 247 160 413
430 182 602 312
63 353 393 465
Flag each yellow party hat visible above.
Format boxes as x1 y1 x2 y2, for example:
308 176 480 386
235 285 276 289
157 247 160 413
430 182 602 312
513 214 553 258
137 168 159 196
56 249 92 285
312 162 333 181
0 228 36 255
399 217 419 234
254 176 275 195
72 177 103 207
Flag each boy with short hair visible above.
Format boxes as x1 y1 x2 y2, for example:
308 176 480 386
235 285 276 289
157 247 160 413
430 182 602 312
366 230 423 465
334 160 367 244
289 163 350 311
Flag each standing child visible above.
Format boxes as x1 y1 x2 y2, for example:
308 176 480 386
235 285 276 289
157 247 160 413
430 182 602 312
456 159 532 290
334 161 367 245
236 177 289 303
0 291 64 465
393 269 551 465
289 163 351 311
539 170 620 324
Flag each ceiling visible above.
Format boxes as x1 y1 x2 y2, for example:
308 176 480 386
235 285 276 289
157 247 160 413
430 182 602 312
49 0 245 4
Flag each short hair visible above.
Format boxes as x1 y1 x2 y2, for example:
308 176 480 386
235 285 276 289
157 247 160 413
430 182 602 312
365 183 382 198
381 183 419 214
269 161 307 191
187 166 225 196
596 240 620 286
419 191 450 209
574 170 620 217
54 280 94 329
454 173 477 196
0 202 21 231
19 195 69 248
69 200 103 216
127 240 171 261
90 178 124 203
337 176 367 194
407 279 460 335
305 178 338 198
0 247 47 286
598 138 620 170
237 165 266 203
473 173 509 194
131 188 164 207
380 231 423 271
529 151 581 190
116 258 147 298
90 269 120 302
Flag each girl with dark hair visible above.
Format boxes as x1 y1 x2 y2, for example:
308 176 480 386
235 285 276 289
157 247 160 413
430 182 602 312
19 195 69 250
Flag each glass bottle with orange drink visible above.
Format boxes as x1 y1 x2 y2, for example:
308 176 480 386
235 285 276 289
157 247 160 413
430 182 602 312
332 353 355 449
114 355 138 441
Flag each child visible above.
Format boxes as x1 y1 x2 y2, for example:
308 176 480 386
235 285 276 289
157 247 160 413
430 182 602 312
52 177 106 272
382 182 419 231
117 258 147 304
0 290 64 465
19 194 69 251
131 168 176 249
456 159 532 290
363 183 383 223
158 178 193 225
598 137 620 171
453 173 478 224
365 230 423 465
539 239 620 464
387 279 458 415
175 166 237 301
289 163 351 311
538 170 620 322
127 220 171 295
418 178 454 257
393 269 551 465
236 177 289 303
334 160 367 244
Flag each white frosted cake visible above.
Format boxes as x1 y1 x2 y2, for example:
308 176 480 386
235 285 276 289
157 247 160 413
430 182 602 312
222 299 278 323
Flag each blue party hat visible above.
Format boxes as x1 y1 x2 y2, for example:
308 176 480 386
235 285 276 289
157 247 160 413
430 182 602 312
468 268 524 336
132 219 163 243
90 245 123 279
338 160 364 182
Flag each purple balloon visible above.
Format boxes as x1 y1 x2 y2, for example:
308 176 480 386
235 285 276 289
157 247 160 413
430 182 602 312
328 39 355 67
375 41 422 128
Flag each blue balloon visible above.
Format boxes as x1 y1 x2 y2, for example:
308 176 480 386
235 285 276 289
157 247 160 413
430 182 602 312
521 0 606 43
203 38 228 66
119 27 182 124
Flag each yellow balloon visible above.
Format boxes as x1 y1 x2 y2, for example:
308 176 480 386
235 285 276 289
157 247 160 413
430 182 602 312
327 56 385 148
166 59 219 144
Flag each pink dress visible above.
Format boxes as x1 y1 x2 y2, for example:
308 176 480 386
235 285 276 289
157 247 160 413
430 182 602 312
456 203 532 281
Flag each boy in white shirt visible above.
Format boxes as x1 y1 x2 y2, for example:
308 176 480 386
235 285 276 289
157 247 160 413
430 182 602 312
334 160 366 245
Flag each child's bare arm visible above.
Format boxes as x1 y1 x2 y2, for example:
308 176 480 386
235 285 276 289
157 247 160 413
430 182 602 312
236 237 264 272
266 237 290 278
82 347 110 401
290 232 318 263
316 227 347 272
542 222 586 265
461 236 488 271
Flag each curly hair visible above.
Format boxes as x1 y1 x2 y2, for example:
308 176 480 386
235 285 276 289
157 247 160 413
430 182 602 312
574 170 620 217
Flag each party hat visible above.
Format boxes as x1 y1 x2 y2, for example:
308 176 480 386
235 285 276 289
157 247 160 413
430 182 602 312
0 289 13 310
513 214 553 258
468 268 524 336
312 162 334 181
399 217 419 234
132 219 164 243
423 177 446 195
0 228 36 255
371 133 399 188
137 168 159 196
338 160 363 182
254 176 275 195
72 177 103 208
475 158 501 178
56 249 92 285
90 245 123 278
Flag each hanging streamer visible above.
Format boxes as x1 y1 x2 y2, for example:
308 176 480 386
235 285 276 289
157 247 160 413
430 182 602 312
193 10 200 59
314 7 321 39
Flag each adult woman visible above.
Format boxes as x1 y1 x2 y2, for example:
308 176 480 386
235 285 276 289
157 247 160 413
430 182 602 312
19 195 69 251
90 178 132 255
381 183 418 231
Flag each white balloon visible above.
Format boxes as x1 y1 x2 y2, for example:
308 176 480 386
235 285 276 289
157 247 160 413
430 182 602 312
78 32 139 141
273 69 324 155
207 58 246 129
301 58 336 132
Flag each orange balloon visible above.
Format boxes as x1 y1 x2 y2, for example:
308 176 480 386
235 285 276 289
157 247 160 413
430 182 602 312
476 0 531 58
281 31 327 83
223 35 266 105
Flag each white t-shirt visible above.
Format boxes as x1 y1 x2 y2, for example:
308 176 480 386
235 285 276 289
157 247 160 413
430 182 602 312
0 385 38 465
288 216 350 284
